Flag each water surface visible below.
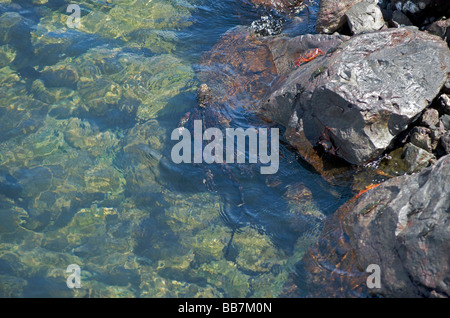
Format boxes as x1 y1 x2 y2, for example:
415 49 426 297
0 0 353 297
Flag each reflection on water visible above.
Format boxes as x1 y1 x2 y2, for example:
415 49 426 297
0 0 352 297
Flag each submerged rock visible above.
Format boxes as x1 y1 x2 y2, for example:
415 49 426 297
262 28 450 165
198 26 277 112
0 44 14 67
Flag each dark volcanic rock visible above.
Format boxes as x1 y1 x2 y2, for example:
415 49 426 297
409 126 432 152
427 18 450 47
441 131 450 154
316 0 363 34
345 1 385 35
251 15 284 37
291 154 450 297
262 27 450 165
343 154 450 297
391 10 414 26
198 26 278 113
261 33 349 125
391 0 450 24
402 142 435 172
248 0 303 13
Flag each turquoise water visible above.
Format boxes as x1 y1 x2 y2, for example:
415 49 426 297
0 0 353 297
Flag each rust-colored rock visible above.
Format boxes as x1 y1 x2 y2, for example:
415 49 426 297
198 26 277 113
285 154 450 297
283 196 369 297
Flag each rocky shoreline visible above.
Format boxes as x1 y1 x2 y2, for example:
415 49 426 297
199 0 450 297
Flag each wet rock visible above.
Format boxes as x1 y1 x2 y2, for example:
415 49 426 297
293 154 450 297
420 108 440 128
0 275 27 297
316 0 363 34
234 226 285 274
261 32 348 125
0 44 14 68
197 84 212 109
345 1 385 34
113 120 165 205
76 0 192 53
0 11 32 51
198 26 277 112
265 32 349 77
251 15 284 36
262 28 450 165
248 0 303 13
41 65 79 89
403 142 435 172
343 154 450 297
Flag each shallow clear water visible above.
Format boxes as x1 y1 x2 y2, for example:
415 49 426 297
0 0 353 297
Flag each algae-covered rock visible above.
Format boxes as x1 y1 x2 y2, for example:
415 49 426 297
139 269 223 297
196 259 250 298
46 0 194 53
164 192 222 234
190 225 230 261
63 117 119 156
41 64 79 89
0 275 27 297
234 226 285 274
114 119 166 202
31 79 76 106
0 201 27 235
0 44 14 67
84 161 125 195
44 47 195 123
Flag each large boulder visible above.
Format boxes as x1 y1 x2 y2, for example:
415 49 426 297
262 27 450 165
343 154 450 297
291 154 450 297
